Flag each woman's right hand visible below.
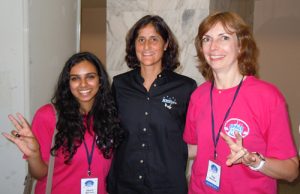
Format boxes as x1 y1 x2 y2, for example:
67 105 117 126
2 113 40 158
3 113 49 180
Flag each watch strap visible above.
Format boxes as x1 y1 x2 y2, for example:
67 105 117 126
249 152 265 171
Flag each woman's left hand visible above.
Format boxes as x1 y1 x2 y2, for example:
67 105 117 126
220 130 258 167
220 130 299 182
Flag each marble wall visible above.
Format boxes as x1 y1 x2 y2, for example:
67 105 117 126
106 0 210 85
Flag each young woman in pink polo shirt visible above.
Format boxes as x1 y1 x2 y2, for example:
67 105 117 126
3 52 123 193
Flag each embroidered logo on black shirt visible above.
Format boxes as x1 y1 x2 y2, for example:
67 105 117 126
162 96 177 109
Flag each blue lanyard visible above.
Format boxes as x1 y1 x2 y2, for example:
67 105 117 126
83 134 96 176
210 76 244 160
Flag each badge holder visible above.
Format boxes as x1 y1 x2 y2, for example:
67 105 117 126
81 174 98 194
205 156 222 191
81 135 98 194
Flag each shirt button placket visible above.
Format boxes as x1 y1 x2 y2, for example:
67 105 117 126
141 92 150 182
140 143 145 178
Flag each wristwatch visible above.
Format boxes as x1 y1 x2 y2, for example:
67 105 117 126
249 152 265 171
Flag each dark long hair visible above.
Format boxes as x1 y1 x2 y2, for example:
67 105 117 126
51 52 123 164
195 12 257 81
125 15 180 71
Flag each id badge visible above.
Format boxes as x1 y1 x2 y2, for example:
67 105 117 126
81 178 98 194
205 159 221 191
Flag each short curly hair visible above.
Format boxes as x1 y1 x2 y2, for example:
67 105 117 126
195 12 257 81
125 15 180 71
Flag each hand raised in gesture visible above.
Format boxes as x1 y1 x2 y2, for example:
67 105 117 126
2 113 40 158
220 130 257 167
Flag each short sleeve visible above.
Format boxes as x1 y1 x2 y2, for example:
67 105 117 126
23 104 56 162
264 101 297 159
183 93 198 145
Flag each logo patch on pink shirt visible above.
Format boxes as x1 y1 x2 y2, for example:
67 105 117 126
224 118 249 138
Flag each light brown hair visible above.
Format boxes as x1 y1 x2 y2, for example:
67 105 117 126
195 12 257 81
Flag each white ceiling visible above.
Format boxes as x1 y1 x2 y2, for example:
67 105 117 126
81 0 106 8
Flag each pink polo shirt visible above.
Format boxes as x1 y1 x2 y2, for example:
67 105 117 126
25 104 111 194
184 76 297 194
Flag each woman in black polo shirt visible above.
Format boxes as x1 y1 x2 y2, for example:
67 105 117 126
107 15 197 194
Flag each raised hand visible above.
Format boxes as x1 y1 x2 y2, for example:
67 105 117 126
220 130 256 167
2 113 40 158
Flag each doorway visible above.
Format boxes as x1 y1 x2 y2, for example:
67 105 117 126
81 0 107 68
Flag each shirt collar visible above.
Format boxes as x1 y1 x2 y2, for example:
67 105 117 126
129 68 171 83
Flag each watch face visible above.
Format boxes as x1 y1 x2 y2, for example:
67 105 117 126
255 152 265 161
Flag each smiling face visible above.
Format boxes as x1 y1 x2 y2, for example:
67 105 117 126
135 24 169 69
69 60 100 111
202 22 240 75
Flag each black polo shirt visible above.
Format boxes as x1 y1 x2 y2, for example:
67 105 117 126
107 68 197 194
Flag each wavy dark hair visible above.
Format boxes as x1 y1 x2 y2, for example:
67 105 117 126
51 52 123 164
125 15 180 71
195 12 257 81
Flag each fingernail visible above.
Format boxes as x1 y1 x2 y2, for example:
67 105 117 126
16 134 21 138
